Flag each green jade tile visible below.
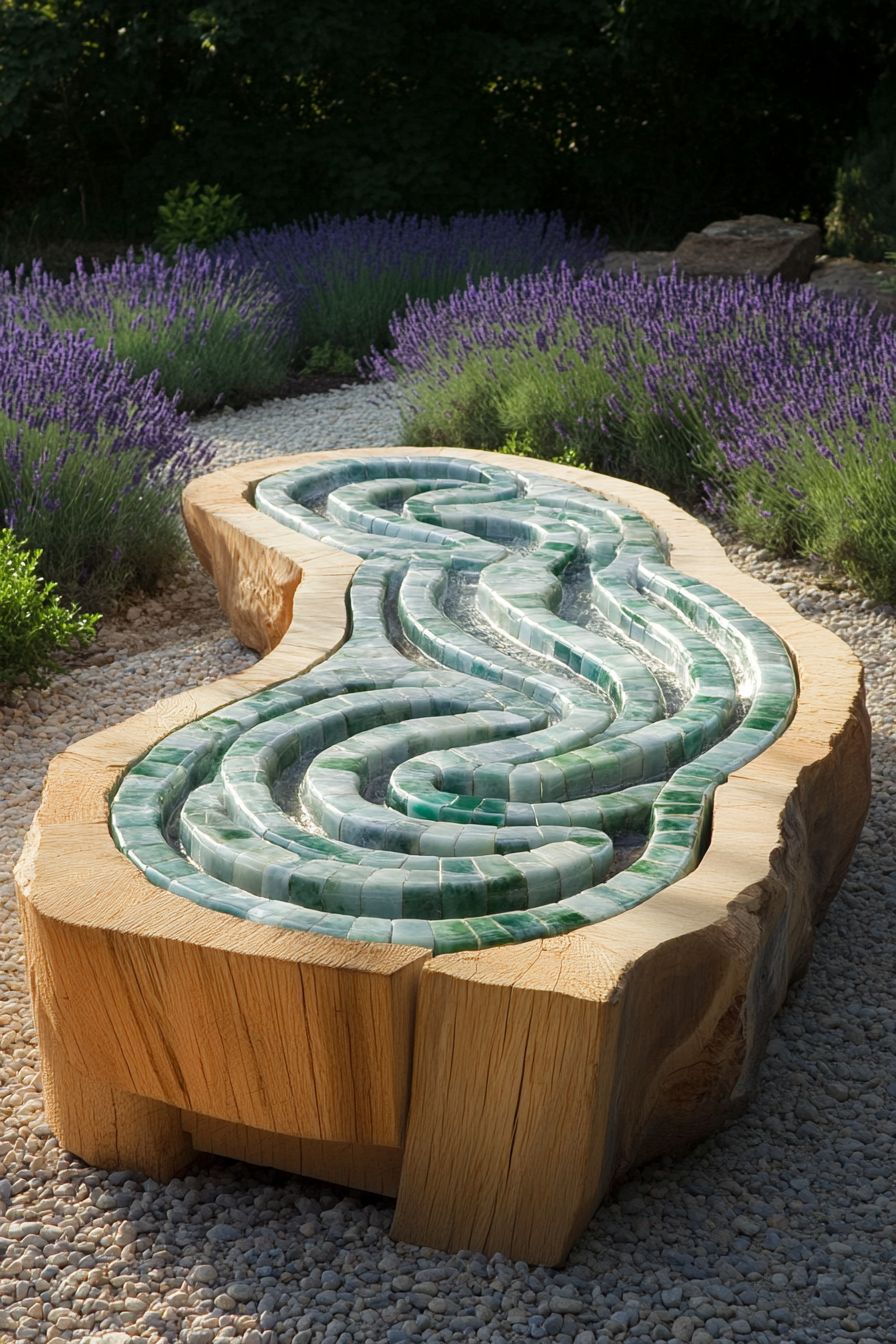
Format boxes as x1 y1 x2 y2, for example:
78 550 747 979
287 865 340 908
306 913 354 939
400 883 442 921
450 917 510 949
249 906 327 932
561 890 626 922
347 917 393 943
489 909 554 943
391 919 436 949
112 822 164 853
430 920 481 955
117 455 797 951
231 849 277 896
528 904 591 937
125 840 182 874
604 869 662 901
259 864 297 902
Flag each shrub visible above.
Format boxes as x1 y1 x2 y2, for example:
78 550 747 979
2 214 600 410
223 211 607 365
4 248 292 412
155 182 248 253
303 342 359 377
825 164 891 262
0 529 98 695
364 264 701 492
825 78 896 261
368 265 896 601
0 322 213 608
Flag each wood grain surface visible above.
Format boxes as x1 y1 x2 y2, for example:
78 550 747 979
16 449 870 1263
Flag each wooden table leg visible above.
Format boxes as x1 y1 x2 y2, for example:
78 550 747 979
34 989 195 1183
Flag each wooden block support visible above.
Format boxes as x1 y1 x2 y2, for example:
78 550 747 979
16 449 869 1264
181 1114 403 1198
34 987 196 1183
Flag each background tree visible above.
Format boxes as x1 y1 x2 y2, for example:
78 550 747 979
1 0 894 247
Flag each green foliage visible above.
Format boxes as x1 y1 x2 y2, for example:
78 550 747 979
498 430 538 458
498 429 583 468
402 336 698 498
0 530 98 695
825 78 896 260
264 213 598 364
881 251 896 292
385 263 896 600
302 342 359 376
703 430 896 604
27 251 293 413
66 293 288 412
1 1 892 247
155 182 248 252
0 418 189 610
825 165 888 260
427 349 896 599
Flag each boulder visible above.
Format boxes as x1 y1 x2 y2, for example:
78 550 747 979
808 255 896 319
602 249 674 282
672 214 821 282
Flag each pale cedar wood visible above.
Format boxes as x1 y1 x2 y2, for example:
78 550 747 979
181 1115 404 1198
15 449 870 1264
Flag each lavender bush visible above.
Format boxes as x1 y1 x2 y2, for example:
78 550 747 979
0 323 212 606
223 212 607 365
3 249 292 412
367 265 896 601
0 212 607 616
2 214 605 403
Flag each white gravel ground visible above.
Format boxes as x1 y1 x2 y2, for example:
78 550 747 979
0 384 893 1344
204 385 401 467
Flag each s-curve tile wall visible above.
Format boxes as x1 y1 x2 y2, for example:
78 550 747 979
111 457 796 954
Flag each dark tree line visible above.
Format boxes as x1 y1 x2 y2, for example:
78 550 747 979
1 0 895 246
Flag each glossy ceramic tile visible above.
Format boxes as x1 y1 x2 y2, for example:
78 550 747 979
111 457 797 952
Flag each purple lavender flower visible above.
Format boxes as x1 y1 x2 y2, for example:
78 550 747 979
368 262 895 487
2 248 291 411
367 264 896 596
0 322 212 603
221 212 607 359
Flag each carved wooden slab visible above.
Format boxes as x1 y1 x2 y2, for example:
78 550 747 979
16 449 870 1265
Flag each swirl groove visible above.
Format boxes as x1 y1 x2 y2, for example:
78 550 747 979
111 456 797 953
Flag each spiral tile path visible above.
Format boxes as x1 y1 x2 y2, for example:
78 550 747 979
112 455 796 955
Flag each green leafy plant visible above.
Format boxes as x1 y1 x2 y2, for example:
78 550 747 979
825 78 896 261
15 249 291 414
498 429 538 458
0 530 98 695
374 264 896 602
498 429 582 467
232 214 605 366
155 182 248 252
302 342 358 376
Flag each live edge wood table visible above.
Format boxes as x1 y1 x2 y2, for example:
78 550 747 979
15 450 869 1266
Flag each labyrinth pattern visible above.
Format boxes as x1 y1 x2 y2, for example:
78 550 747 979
111 456 798 954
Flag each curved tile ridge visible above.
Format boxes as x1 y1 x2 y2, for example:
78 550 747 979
111 454 799 954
